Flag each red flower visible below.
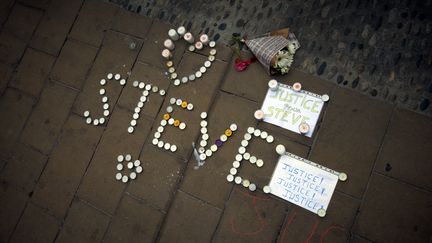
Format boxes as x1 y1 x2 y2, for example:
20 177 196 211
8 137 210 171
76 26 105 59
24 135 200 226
234 57 257 72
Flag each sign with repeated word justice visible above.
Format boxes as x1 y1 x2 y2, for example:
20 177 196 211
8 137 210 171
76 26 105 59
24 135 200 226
261 83 324 137
268 153 339 216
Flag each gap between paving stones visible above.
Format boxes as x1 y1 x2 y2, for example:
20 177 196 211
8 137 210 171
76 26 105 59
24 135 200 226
95 23 172 241
151 43 236 241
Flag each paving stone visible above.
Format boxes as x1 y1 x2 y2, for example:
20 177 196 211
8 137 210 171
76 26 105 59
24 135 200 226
103 194 164 243
77 107 152 214
0 143 47 194
69 0 118 47
180 91 258 208
0 0 14 27
127 144 183 210
73 30 143 117
21 81 77 154
151 52 228 159
259 72 334 147
195 43 233 63
0 89 35 153
111 8 152 38
2 3 42 41
375 108 432 190
354 173 432 243
158 190 221 243
55 199 110 243
18 0 50 9
31 114 103 219
221 51 272 103
50 40 98 89
31 0 85 56
212 187 287 243
0 31 27 66
137 19 187 69
0 185 28 242
276 191 359 243
309 87 393 198
9 203 60 243
117 61 170 118
349 235 374 243
0 63 13 94
9 48 55 97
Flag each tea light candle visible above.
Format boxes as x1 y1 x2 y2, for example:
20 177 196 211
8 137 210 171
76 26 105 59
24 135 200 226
184 32 194 43
194 41 203 50
199 34 209 44
268 79 278 91
254 109 264 120
299 122 310 134
164 39 175 50
293 82 302 91
276 144 286 155
161 49 172 59
177 26 186 36
168 29 179 40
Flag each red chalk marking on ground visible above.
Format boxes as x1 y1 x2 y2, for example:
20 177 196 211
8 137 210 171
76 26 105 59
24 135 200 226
229 188 270 236
305 219 319 243
279 210 297 243
319 224 345 243
279 211 346 243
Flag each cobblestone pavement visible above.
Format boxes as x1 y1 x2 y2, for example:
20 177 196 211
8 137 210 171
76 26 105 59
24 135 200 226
112 0 432 116
0 1 432 243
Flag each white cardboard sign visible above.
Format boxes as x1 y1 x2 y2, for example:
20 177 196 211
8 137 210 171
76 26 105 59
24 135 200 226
268 153 339 215
261 83 324 137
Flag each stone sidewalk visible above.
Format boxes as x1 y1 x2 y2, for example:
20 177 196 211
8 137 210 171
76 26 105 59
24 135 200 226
0 0 431 243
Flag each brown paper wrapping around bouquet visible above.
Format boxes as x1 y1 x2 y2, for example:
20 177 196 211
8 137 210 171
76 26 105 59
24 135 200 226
270 28 290 38
245 28 299 74
245 36 289 74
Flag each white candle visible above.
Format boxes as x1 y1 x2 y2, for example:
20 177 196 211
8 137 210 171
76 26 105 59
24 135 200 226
199 34 209 44
168 29 179 41
268 79 278 91
164 39 175 50
194 41 203 50
293 82 302 91
275 144 286 155
161 49 172 59
299 122 310 134
184 32 194 43
177 26 186 36
254 109 264 120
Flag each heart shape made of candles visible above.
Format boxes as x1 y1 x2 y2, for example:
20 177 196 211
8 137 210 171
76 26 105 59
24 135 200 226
162 26 217 87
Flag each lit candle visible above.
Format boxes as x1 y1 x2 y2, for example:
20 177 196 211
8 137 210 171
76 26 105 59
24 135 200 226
254 109 264 120
194 41 203 50
199 34 209 44
168 29 179 41
164 39 175 50
161 49 172 59
184 32 194 43
177 26 186 36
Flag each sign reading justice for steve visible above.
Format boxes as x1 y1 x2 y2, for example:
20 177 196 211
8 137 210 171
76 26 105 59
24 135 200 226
261 83 324 137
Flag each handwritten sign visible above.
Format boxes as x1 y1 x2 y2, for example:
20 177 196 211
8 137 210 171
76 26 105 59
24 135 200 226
268 153 338 216
261 83 324 137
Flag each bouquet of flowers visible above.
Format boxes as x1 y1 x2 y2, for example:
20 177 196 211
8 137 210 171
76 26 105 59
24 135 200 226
230 28 300 75
272 43 297 74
